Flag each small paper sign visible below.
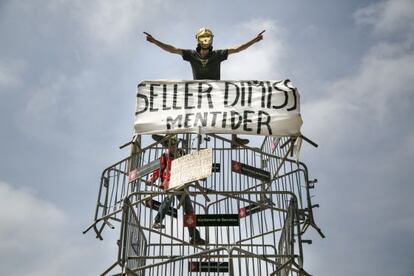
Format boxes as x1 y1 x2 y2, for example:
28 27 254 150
189 261 229 273
231 160 271 182
212 163 221 173
184 214 239 227
239 204 265 218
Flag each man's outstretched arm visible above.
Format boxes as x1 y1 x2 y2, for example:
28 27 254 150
144 32 183 55
228 30 265 55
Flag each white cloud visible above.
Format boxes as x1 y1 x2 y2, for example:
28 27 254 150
304 46 414 149
0 181 64 274
3 0 157 56
77 0 145 48
25 74 67 126
302 4 414 273
222 19 286 80
354 0 414 36
22 71 91 140
64 0 164 53
0 182 65 249
305 0 414 148
0 181 116 276
0 59 25 89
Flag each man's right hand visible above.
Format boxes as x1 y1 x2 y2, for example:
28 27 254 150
142 33 182 55
144 32 156 43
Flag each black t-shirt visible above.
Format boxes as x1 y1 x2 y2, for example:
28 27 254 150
182 49 228 80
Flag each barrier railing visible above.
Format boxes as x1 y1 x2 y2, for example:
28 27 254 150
101 190 304 276
84 133 321 275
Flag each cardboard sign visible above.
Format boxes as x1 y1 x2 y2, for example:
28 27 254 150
128 159 161 182
169 149 212 190
189 262 229 273
231 160 271 182
184 214 239 227
143 199 177 218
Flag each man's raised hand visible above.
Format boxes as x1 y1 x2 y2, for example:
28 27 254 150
144 32 156 43
255 30 265 42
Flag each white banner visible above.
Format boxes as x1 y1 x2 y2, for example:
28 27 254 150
133 80 302 137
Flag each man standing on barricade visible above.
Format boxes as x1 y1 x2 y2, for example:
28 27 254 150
144 28 264 147
145 135 206 245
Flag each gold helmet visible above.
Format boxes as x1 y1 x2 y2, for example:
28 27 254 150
195 27 214 49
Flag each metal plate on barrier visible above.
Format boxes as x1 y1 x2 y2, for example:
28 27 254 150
143 199 178 218
239 204 264 218
128 159 160 182
212 163 220 173
231 160 270 182
189 262 229 273
184 214 239 227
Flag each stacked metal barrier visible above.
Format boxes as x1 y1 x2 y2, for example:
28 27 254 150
84 133 323 275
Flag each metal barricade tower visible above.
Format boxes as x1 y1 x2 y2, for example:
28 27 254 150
84 81 324 276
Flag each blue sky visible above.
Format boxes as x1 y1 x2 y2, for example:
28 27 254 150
0 0 413 275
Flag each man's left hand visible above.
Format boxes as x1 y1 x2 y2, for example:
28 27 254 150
255 30 265 42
